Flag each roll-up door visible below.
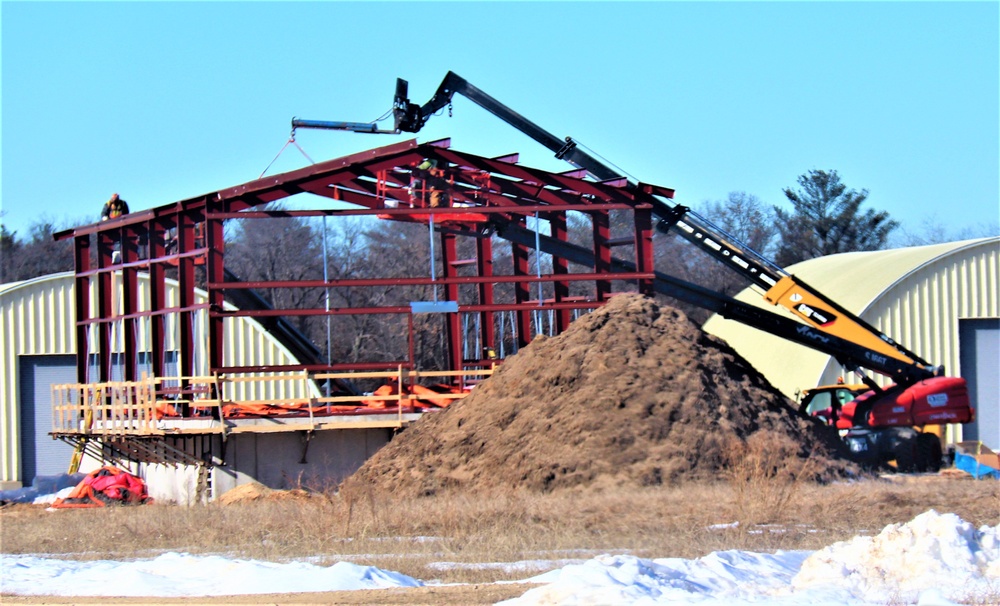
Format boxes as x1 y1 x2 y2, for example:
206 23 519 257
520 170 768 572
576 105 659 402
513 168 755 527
960 318 1000 451
18 355 78 481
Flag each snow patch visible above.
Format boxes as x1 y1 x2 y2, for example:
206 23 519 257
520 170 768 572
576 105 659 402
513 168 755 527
793 510 1000 604
501 510 1000 605
0 552 422 597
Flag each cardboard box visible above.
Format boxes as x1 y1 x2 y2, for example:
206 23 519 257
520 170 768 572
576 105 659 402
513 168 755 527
954 441 1000 478
977 453 1000 469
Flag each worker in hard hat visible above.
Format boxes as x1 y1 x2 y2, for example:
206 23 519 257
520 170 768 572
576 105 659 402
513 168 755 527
101 193 130 221
100 193 131 264
411 159 453 208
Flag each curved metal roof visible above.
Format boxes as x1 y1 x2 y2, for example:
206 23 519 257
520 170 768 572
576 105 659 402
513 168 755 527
0 270 320 391
704 237 1000 399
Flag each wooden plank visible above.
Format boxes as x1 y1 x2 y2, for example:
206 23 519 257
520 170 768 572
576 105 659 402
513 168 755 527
227 420 407 433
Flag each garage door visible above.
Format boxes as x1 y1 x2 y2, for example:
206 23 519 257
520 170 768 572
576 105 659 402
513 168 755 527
18 355 78 481
960 318 1000 451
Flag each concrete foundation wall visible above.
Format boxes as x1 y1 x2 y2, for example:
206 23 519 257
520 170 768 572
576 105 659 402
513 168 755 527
74 428 394 505
212 428 393 499
143 463 207 505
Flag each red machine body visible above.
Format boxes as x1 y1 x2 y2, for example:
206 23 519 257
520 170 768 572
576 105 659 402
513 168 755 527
836 376 974 430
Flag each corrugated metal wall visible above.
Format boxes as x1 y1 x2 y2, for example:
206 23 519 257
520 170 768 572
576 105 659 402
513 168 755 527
1 272 319 486
819 240 999 386
816 239 1000 443
1 276 75 487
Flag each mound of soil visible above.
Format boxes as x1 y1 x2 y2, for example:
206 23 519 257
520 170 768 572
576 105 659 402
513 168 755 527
347 293 848 496
215 482 313 505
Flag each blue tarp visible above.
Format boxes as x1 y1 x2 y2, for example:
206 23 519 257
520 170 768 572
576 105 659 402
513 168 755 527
955 453 1000 479
0 473 86 504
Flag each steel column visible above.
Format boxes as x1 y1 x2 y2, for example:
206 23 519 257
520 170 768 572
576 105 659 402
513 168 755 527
121 225 140 381
96 231 115 382
441 230 463 371
177 212 197 415
549 212 572 332
476 235 496 361
634 208 654 296
206 201 226 375
511 225 533 348
592 211 612 301
74 234 91 383
149 218 169 378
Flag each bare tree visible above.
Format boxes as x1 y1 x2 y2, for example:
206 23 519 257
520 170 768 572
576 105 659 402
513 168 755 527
224 205 326 341
362 218 452 369
0 224 21 282
892 214 999 247
0 218 75 282
700 192 777 256
651 192 777 324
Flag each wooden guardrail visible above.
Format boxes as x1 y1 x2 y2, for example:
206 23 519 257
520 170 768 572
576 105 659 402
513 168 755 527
51 365 496 436
52 375 223 436
52 379 159 436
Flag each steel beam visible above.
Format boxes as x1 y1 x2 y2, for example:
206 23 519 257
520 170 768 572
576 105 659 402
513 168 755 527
58 138 689 412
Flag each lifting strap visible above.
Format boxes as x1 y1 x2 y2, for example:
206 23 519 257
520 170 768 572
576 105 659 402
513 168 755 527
259 131 316 178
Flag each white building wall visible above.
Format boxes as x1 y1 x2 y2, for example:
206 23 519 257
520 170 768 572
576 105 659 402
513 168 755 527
1 276 76 489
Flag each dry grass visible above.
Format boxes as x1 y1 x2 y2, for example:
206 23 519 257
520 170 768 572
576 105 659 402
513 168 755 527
724 429 829 529
2 474 998 587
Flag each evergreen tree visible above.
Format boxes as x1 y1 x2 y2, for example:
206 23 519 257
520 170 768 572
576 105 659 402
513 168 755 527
774 170 898 267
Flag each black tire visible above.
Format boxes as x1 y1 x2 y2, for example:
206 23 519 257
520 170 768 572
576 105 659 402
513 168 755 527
916 433 943 473
894 437 917 473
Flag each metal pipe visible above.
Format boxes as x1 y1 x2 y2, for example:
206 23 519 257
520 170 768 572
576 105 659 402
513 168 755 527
322 216 332 397
290 118 396 134
429 215 438 302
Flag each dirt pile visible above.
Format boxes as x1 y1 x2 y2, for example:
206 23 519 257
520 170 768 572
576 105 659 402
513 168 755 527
347 293 848 496
215 482 313 505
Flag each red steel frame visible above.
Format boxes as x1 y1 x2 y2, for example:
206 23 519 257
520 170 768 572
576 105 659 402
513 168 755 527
56 138 671 389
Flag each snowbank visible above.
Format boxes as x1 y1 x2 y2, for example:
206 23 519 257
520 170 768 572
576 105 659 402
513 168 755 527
0 552 422 597
793 510 1000 604
501 510 1000 605
497 550 816 605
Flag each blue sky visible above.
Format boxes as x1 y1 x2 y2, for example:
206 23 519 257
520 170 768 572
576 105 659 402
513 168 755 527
2 2 998 242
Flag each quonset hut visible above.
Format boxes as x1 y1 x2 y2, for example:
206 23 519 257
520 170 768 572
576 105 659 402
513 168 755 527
704 237 1000 449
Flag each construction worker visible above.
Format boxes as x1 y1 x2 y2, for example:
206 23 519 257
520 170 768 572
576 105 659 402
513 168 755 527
428 163 453 208
100 193 131 263
412 159 453 208
101 193 129 221
407 165 425 207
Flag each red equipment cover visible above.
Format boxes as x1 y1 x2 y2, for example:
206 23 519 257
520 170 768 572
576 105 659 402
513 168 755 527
51 466 152 508
840 376 973 429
